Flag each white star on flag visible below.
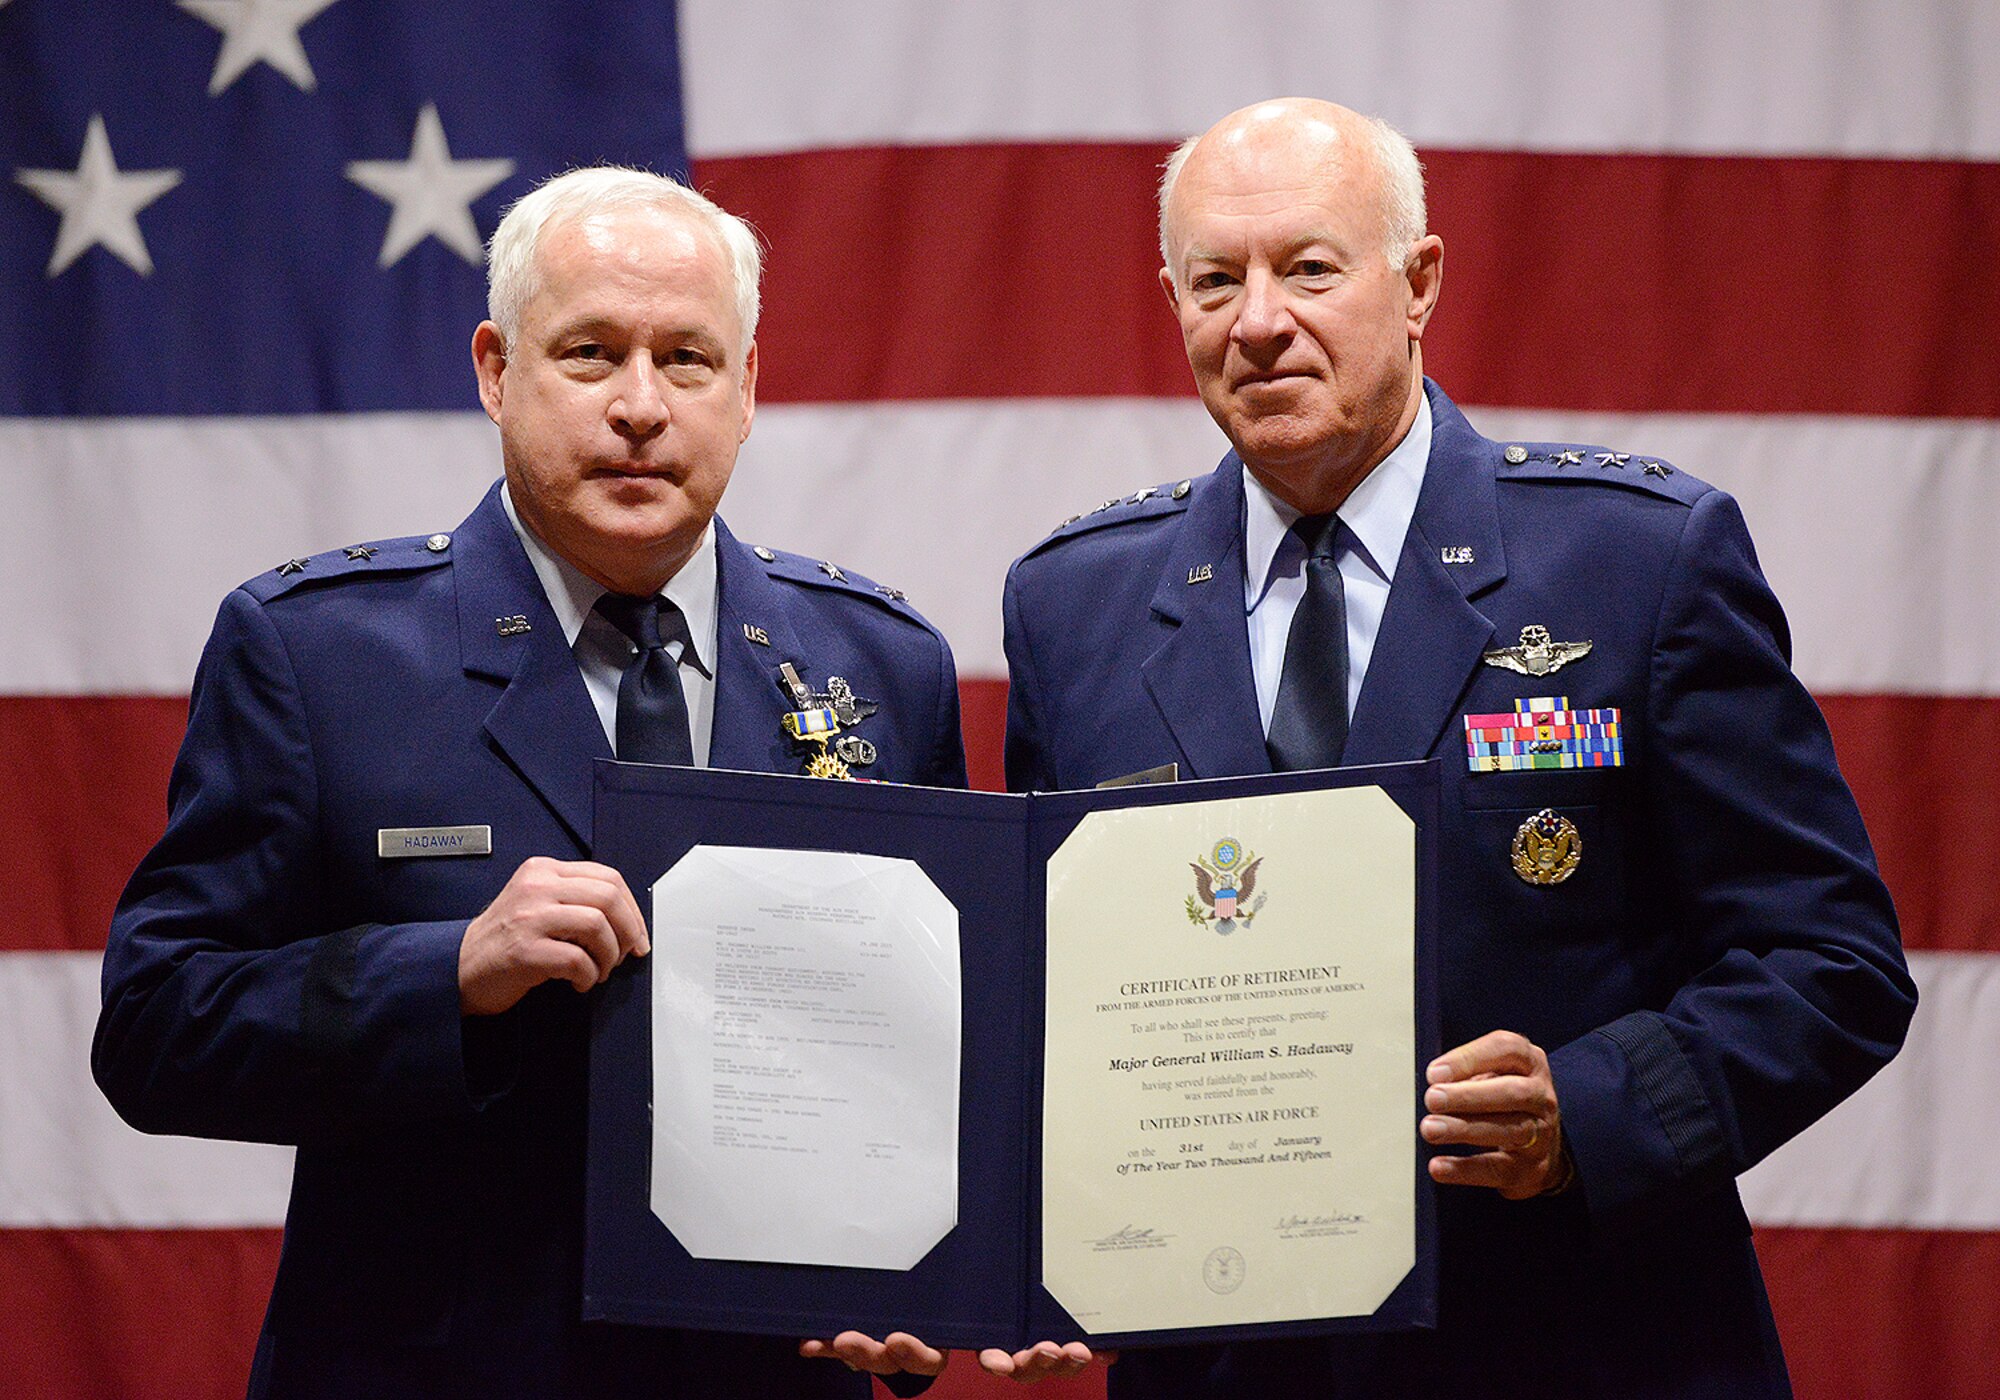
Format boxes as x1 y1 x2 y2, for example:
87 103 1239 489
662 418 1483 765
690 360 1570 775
14 114 184 277
345 103 515 268
177 0 342 96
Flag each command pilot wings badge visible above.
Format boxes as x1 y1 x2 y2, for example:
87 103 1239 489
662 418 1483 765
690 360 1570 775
1483 624 1592 678
1186 837 1267 934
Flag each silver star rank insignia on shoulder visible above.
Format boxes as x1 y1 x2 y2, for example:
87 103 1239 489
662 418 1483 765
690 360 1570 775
1483 624 1592 677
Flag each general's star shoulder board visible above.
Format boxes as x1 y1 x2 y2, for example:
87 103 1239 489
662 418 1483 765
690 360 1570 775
1464 695 1624 772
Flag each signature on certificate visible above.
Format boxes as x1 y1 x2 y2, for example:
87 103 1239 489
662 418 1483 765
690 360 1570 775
1089 1224 1174 1251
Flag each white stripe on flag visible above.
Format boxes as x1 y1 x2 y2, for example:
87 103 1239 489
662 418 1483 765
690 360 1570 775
1742 951 2000 1230
5 944 1988 1230
6 405 1996 690
0 951 293 1229
681 0 2000 160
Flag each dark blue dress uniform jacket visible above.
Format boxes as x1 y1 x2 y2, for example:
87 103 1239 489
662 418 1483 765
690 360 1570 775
94 482 966 1400
1001 383 1914 1399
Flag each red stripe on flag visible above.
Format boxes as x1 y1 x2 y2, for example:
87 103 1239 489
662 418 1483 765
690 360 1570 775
1757 1225 2000 1400
699 144 1188 403
0 696 183 954
0 1227 280 1400
6 689 1990 952
698 145 2000 419
1823 695 2000 954
960 677 1010 793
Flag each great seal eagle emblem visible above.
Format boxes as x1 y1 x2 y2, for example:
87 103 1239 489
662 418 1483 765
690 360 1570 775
1186 837 1267 933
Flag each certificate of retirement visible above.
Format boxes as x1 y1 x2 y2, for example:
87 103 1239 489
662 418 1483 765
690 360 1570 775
1040 785 1417 1333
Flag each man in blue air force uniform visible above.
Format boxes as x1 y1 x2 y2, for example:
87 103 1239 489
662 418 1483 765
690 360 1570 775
992 100 1913 1397
95 169 959 1398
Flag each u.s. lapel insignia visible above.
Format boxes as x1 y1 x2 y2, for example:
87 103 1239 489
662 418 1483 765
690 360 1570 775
1512 809 1581 885
1441 545 1475 565
494 614 532 637
1187 563 1214 585
742 622 771 646
1483 624 1592 677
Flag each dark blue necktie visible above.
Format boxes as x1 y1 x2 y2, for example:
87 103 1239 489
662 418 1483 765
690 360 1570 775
1266 512 1349 772
593 593 702 766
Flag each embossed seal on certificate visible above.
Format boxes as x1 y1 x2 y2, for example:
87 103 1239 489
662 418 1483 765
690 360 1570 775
1203 1245 1246 1294
1511 809 1581 885
1186 837 1266 933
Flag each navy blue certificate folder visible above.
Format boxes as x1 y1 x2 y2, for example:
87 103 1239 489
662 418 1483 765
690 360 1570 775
584 759 1439 1349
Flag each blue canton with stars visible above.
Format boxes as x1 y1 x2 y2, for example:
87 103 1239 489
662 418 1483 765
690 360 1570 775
1 1 686 416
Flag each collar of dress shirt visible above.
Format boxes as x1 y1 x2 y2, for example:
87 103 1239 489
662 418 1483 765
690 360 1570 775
499 482 717 670
1241 389 1432 609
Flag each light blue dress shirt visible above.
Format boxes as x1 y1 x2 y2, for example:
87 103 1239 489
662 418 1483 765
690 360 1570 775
1243 391 1431 735
500 482 718 767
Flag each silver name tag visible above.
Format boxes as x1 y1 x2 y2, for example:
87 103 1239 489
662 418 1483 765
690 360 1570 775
378 825 492 859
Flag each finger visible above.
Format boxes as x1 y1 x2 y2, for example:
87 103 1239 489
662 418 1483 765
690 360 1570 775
1013 1342 1091 1381
828 1331 893 1374
882 1333 948 1376
548 869 651 960
609 878 649 958
537 905 624 982
1042 1342 1094 1377
1428 1029 1539 1084
979 1348 1021 1377
1420 1112 1541 1151
1424 1074 1553 1116
537 874 649 963
519 937 602 995
543 858 630 884
1429 1149 1532 1192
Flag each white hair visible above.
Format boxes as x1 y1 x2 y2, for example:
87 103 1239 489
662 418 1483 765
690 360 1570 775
485 166 763 357
1158 113 1427 284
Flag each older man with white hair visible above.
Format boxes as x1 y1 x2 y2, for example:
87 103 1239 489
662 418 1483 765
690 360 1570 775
95 166 963 1399
993 99 1912 1397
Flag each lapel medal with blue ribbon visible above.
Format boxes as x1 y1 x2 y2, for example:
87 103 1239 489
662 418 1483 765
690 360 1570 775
777 662 880 779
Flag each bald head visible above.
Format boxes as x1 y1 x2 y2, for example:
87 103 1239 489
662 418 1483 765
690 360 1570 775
1151 97 1443 513
1159 99 1426 287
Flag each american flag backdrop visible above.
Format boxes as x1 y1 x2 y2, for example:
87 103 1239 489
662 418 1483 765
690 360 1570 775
3 3 1997 1397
